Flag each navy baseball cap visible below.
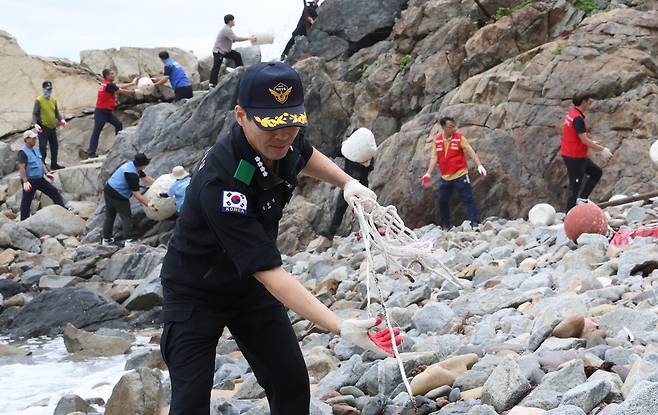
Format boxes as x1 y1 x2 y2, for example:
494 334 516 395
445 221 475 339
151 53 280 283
42 80 53 89
238 62 307 131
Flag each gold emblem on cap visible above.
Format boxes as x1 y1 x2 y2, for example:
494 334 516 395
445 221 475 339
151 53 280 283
269 83 293 105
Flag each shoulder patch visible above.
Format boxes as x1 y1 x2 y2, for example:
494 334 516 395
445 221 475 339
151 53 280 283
221 190 248 215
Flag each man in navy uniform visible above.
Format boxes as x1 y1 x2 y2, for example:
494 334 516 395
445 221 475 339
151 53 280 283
159 62 401 415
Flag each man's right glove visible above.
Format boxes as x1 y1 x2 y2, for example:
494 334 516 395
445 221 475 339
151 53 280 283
601 147 613 160
34 124 43 134
339 316 402 357
343 178 377 205
421 174 431 188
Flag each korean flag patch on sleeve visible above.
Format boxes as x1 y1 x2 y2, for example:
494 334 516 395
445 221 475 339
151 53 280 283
221 190 248 215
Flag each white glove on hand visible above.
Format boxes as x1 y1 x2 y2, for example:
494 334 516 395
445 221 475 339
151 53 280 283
343 179 377 205
340 316 401 357
601 147 613 159
59 119 67 128
477 165 487 176
23 182 32 192
35 124 42 133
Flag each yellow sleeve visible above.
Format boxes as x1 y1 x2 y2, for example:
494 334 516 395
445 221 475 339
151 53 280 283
460 136 472 151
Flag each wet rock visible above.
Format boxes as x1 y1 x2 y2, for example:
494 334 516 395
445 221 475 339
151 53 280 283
63 323 131 357
9 287 127 338
125 349 167 371
53 394 94 415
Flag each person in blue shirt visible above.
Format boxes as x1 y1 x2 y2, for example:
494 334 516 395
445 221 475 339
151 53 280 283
159 166 191 215
102 153 156 245
17 130 65 220
152 51 193 102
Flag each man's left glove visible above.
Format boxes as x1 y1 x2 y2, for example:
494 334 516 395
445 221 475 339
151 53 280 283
477 165 487 176
339 316 402 357
343 178 376 205
601 147 613 160
59 119 67 128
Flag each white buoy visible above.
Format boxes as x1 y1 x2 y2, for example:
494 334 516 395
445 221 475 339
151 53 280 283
341 128 377 163
136 76 155 96
250 33 274 45
650 140 658 168
528 203 556 226
143 173 176 220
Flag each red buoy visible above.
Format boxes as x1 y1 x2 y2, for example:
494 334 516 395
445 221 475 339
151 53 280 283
564 203 608 242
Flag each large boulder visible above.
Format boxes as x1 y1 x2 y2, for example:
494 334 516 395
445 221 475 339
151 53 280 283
0 31 100 136
105 367 164 415
63 323 132 357
80 46 200 86
9 287 127 338
19 205 86 236
123 265 163 310
100 244 166 282
0 216 41 252
55 162 104 199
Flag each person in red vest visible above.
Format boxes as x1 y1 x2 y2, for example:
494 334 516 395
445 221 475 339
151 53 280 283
86 69 136 159
421 116 486 229
560 92 612 212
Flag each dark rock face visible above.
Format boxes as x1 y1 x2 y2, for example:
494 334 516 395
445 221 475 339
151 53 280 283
9 287 127 338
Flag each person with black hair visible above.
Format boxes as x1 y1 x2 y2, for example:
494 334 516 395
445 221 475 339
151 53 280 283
421 116 486 229
102 153 156 245
209 14 256 87
86 69 135 159
152 51 193 102
560 92 612 211
281 0 320 61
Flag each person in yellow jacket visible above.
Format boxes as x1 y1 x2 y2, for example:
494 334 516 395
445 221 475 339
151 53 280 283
32 81 67 170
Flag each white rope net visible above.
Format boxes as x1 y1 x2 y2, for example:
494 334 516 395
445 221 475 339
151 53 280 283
350 196 463 412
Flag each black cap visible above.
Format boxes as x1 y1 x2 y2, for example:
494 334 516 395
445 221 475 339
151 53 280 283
42 81 53 89
238 62 307 131
133 153 150 166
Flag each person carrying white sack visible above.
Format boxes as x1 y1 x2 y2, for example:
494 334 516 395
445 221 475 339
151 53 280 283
158 166 192 215
319 127 377 239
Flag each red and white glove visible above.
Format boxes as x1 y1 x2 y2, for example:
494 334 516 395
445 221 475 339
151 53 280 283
421 174 431 188
35 124 43 134
339 316 402 357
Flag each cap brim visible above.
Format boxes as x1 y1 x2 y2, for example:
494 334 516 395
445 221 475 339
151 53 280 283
245 103 307 131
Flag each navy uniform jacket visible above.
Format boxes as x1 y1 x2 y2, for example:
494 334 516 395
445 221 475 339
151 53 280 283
160 122 313 309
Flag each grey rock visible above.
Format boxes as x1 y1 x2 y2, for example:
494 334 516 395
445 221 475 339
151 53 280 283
605 347 634 366
355 352 440 396
9 287 127 338
537 337 586 352
233 373 266 399
38 275 83 289
53 394 95 415
454 369 492 391
0 279 25 299
588 369 623 400
0 219 41 252
544 405 585 415
412 302 455 334
448 387 461 402
622 353 658 398
124 349 167 371
597 308 658 340
339 385 365 397
209 397 240 415
617 245 658 278
20 205 86 236
560 378 611 413
213 363 247 389
310 399 333 415
361 394 387 415
313 354 371 398
450 288 534 318
100 244 165 282
425 385 452 399
19 267 47 286
613 381 658 415
519 359 586 410
466 404 498 415
104 368 163 415
123 265 163 310
481 357 531 412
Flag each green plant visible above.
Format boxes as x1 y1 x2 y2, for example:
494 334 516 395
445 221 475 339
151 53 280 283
575 0 603 15
552 46 563 55
514 61 526 72
357 63 369 76
492 0 535 21
399 54 413 69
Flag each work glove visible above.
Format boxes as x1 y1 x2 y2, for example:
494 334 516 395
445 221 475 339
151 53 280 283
477 165 487 176
59 119 67 128
421 174 431 188
45 172 55 181
35 124 43 134
22 182 32 192
343 178 376 205
340 316 402 357
601 147 613 160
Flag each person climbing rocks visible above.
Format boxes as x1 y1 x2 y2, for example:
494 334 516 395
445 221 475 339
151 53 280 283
17 130 65 220
159 165 191 214
319 128 376 240
281 0 320 61
159 62 401 415
152 51 193 102
421 116 486 229
32 80 67 170
102 153 156 245
209 14 256 88
86 69 135 159
560 92 612 212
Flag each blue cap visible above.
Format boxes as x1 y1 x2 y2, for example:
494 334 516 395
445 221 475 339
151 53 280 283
238 62 307 131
